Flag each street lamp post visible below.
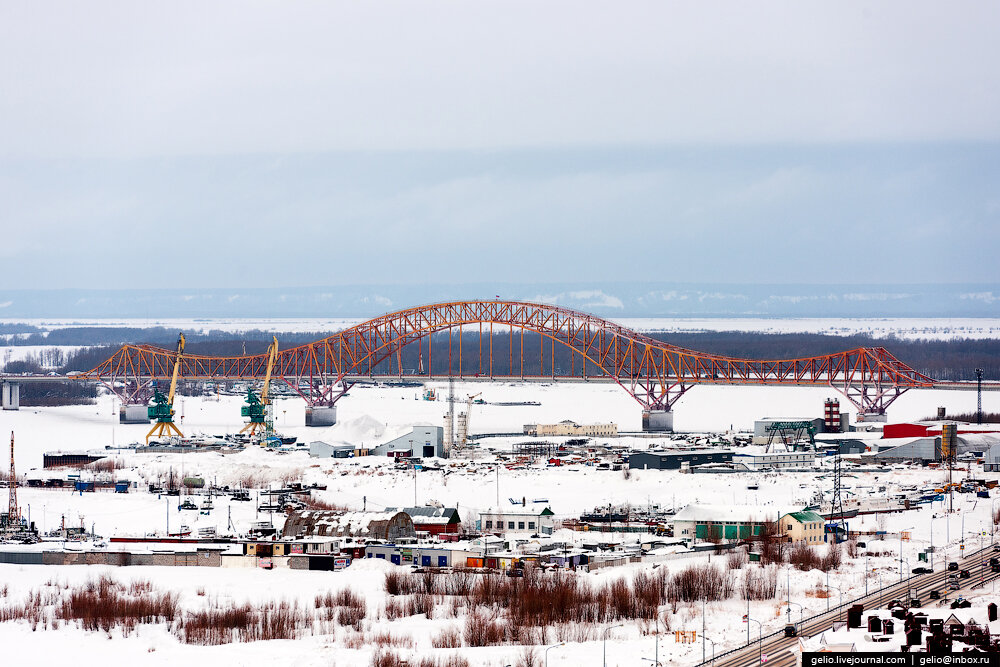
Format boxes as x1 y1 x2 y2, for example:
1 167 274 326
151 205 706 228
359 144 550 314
930 516 935 572
787 601 805 626
745 616 762 665
704 636 717 666
545 642 564 667
828 584 844 623
603 625 624 667
899 526 913 581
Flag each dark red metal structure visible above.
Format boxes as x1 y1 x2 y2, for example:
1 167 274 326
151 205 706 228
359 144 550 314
78 300 937 418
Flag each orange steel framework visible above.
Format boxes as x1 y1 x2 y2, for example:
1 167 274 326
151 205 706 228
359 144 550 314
76 300 937 418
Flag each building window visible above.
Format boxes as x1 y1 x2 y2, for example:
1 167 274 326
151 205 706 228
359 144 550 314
485 521 493 529
518 522 525 530
528 522 535 529
508 521 515 529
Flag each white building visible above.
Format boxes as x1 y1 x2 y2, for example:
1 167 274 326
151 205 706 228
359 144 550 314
733 451 816 470
479 508 556 535
671 504 788 543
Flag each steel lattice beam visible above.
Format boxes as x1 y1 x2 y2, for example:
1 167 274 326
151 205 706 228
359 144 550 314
76 300 937 414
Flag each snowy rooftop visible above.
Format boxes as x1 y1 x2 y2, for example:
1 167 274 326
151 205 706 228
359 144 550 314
671 503 797 523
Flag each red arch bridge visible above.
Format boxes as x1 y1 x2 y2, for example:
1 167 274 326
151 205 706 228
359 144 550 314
70 299 972 430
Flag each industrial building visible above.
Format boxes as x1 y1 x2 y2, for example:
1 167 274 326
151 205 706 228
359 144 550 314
282 510 416 541
671 504 787 544
523 420 618 437
733 451 817 470
628 449 732 470
384 506 461 535
370 426 446 458
308 441 367 458
872 432 1000 463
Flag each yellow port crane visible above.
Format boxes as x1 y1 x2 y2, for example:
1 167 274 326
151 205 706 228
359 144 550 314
146 334 186 444
240 336 279 440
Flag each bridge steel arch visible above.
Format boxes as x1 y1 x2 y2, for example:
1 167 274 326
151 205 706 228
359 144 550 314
79 300 937 426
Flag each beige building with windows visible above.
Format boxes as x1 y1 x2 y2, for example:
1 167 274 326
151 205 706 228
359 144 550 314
779 511 825 543
523 420 618 437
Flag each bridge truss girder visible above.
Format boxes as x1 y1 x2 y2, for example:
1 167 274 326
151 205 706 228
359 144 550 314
78 300 936 415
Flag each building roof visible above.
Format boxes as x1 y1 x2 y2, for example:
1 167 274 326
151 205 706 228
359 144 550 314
671 503 788 524
385 506 460 524
783 511 825 524
635 449 732 456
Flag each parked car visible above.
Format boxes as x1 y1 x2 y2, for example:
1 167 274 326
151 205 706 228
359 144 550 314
951 598 972 609
912 566 932 574
910 598 922 608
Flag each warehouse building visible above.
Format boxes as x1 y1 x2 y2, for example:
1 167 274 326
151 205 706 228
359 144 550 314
523 420 618 437
309 441 367 458
628 449 733 470
371 426 446 458
385 506 462 535
282 510 416 541
733 451 817 470
671 504 787 544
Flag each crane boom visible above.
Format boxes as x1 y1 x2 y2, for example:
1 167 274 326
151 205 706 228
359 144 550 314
167 333 186 408
260 336 278 405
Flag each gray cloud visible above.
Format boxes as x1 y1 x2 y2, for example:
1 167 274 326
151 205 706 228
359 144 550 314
1 2 998 158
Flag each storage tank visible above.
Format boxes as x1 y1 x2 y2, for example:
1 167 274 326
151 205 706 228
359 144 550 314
941 422 957 460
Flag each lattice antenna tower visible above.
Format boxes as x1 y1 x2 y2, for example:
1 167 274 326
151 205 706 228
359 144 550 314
830 452 846 541
977 368 984 425
8 432 18 530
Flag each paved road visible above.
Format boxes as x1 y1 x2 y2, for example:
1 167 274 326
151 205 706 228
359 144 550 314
707 545 998 667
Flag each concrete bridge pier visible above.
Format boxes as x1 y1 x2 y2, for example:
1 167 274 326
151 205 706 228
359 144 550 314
305 406 337 427
642 409 673 432
119 404 151 424
2 381 19 410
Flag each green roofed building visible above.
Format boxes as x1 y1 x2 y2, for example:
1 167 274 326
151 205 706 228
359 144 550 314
779 510 826 543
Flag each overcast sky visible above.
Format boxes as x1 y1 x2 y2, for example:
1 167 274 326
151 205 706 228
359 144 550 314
1 1 998 289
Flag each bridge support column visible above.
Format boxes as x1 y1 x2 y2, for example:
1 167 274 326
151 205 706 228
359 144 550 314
2 382 19 410
305 406 337 427
119 404 150 424
856 413 887 424
642 409 673 432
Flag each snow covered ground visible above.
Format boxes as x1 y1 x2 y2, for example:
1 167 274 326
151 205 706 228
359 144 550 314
1 360 999 665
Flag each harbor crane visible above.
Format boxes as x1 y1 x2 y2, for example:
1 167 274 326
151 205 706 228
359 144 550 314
240 336 279 440
146 334 186 444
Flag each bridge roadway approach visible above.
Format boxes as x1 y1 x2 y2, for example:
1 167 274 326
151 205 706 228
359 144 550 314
706 544 1000 667
1 300 995 427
